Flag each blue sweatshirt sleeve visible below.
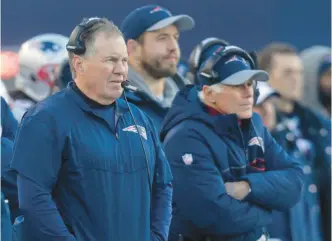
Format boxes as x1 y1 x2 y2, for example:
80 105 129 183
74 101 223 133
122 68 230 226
150 183 173 241
148 116 173 241
163 130 272 236
17 175 76 241
11 112 75 241
240 127 305 211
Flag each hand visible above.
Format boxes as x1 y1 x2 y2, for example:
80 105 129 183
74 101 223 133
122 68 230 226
225 181 251 200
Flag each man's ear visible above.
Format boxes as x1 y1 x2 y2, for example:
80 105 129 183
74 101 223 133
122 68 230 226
73 55 84 73
202 85 216 104
127 39 140 57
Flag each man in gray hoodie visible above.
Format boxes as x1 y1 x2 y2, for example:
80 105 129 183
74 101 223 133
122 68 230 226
120 5 194 131
300 45 331 118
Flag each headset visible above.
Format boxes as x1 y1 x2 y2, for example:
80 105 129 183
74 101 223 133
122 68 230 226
66 17 105 55
197 45 260 104
187 37 230 84
66 18 152 194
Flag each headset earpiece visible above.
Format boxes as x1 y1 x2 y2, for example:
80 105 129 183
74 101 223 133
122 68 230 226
66 17 104 55
196 45 259 101
188 38 229 84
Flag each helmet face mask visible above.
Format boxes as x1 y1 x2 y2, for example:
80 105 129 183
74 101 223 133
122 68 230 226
16 33 69 102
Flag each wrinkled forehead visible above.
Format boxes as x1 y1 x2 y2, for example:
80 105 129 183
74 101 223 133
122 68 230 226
90 33 128 56
140 24 179 41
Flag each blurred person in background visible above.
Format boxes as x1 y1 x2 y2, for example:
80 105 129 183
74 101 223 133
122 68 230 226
258 43 331 241
177 58 190 80
9 33 69 122
1 97 19 223
300 46 331 118
54 58 72 92
1 51 20 97
254 82 324 241
253 82 279 130
120 5 194 131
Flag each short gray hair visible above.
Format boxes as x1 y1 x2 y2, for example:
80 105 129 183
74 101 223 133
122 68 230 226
68 17 123 79
198 83 223 102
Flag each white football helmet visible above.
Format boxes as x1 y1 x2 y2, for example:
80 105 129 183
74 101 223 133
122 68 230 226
0 80 13 105
15 33 69 102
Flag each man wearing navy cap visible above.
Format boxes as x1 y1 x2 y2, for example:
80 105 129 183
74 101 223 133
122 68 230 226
160 45 304 241
120 5 194 131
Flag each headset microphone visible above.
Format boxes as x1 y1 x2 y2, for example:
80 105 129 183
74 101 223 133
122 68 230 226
121 81 138 92
121 81 152 194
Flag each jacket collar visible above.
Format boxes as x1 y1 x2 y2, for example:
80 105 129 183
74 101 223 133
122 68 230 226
187 87 251 135
65 81 129 117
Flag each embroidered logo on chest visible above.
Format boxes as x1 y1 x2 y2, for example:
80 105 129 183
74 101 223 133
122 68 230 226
122 125 147 140
248 136 265 153
182 153 193 165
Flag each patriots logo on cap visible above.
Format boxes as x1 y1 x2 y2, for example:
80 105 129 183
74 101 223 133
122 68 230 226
150 6 171 15
150 6 162 13
31 41 62 54
225 55 249 66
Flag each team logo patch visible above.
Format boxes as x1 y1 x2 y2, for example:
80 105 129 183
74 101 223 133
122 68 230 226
122 125 147 140
225 55 249 67
248 136 264 152
149 6 171 15
31 41 62 54
182 153 193 165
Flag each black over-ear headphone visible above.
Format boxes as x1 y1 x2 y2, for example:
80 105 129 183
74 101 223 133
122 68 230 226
187 37 230 84
197 45 260 103
66 17 104 55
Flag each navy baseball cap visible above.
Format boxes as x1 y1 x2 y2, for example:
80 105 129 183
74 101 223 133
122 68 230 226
120 5 194 41
200 46 269 86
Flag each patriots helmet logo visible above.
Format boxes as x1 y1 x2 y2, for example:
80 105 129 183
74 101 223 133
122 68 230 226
31 41 62 54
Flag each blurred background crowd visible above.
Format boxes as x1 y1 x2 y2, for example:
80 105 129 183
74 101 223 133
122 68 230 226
1 0 331 240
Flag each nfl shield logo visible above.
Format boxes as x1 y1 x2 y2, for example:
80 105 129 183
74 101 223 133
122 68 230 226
182 153 193 165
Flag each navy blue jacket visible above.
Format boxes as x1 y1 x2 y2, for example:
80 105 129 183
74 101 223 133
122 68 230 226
1 192 12 241
125 89 168 132
160 86 304 241
11 82 173 241
267 122 324 241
